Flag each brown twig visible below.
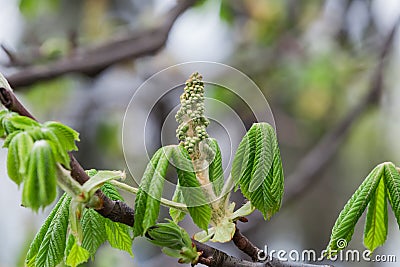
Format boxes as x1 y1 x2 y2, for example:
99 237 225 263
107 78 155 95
6 0 195 89
194 240 333 267
283 17 400 206
232 226 263 261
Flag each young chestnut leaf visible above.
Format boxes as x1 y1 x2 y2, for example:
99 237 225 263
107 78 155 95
65 241 90 267
26 193 71 267
208 138 224 196
363 176 388 252
104 219 134 257
146 220 199 264
8 115 40 130
171 145 212 231
134 146 172 236
383 163 400 226
326 164 384 255
43 121 80 151
7 131 34 185
169 183 187 223
231 122 284 219
80 208 107 257
22 140 58 211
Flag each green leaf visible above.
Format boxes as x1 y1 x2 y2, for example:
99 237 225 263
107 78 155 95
146 220 193 250
363 176 388 252
80 208 107 256
22 140 58 210
7 132 34 185
208 139 224 196
43 121 80 151
8 115 40 130
146 220 199 264
231 123 284 219
2 112 19 135
383 163 400 226
169 184 187 223
105 219 133 257
3 130 21 148
146 220 198 264
42 129 71 168
326 164 384 255
26 193 70 267
173 146 212 230
101 181 124 201
134 146 172 236
65 243 90 267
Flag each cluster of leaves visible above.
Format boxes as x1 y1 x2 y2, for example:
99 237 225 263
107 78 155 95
134 145 214 236
134 122 284 248
25 181 133 267
146 220 200 264
326 162 400 255
0 110 79 210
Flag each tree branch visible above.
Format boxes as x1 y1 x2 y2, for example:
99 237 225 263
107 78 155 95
283 17 400 206
194 240 333 267
5 0 195 89
232 226 263 261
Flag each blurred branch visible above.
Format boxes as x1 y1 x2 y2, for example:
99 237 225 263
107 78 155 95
1 44 29 67
232 226 263 262
5 0 195 89
284 17 400 206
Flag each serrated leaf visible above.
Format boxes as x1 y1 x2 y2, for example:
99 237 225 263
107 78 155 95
326 164 384 255
42 129 71 168
231 123 284 219
383 163 400 226
169 184 187 223
363 176 388 252
35 193 71 267
7 132 34 185
65 243 90 267
22 140 57 211
64 234 75 261
208 139 224 196
101 181 124 201
134 146 172 236
44 121 79 151
8 115 40 130
81 208 107 256
105 219 133 257
26 193 70 267
172 146 212 230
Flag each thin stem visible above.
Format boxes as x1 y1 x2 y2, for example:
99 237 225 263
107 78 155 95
110 180 188 212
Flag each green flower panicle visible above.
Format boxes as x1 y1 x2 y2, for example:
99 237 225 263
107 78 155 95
175 72 209 156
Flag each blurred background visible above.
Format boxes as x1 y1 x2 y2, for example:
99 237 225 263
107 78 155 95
0 0 400 266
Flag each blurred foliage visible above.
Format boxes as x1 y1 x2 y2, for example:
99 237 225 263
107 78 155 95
19 0 60 19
